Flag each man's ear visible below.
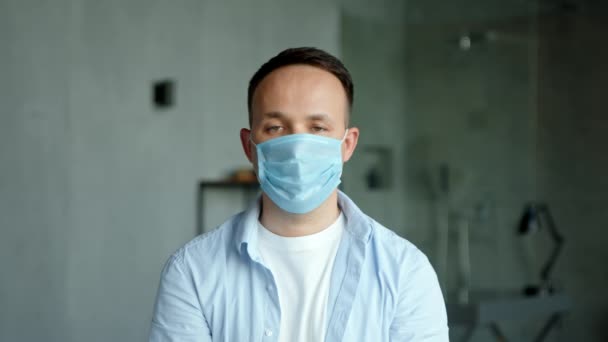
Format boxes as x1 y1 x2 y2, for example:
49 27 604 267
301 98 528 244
240 128 254 163
342 127 359 163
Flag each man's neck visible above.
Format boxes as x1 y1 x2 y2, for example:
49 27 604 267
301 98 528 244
259 191 341 237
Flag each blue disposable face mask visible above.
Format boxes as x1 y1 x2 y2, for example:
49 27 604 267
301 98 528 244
250 130 348 214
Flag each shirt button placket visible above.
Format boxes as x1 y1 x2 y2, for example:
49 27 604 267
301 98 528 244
263 275 279 341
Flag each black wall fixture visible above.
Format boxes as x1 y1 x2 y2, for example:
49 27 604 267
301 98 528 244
153 79 176 109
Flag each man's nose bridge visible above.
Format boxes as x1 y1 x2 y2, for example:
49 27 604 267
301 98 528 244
291 122 308 135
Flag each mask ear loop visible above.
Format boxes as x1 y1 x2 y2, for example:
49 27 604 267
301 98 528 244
341 128 349 143
247 134 262 184
249 133 258 147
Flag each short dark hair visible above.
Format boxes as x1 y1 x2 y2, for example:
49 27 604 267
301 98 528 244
247 47 354 127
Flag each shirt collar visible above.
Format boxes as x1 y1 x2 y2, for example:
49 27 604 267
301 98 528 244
234 190 373 259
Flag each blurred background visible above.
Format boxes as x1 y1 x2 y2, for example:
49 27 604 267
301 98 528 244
1 0 607 341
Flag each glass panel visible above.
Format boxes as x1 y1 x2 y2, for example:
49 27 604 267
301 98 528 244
403 1 539 299
342 1 608 340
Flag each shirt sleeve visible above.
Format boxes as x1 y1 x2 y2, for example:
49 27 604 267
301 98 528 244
149 255 212 342
390 250 449 341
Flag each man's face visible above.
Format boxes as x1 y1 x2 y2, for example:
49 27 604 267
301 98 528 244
241 64 359 167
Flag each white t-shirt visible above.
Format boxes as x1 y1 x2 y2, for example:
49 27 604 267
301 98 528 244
257 213 345 342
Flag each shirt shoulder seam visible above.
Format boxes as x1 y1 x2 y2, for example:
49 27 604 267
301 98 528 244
172 224 230 264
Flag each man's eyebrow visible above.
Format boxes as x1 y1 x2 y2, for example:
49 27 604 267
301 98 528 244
261 111 285 120
307 113 332 122
260 112 333 122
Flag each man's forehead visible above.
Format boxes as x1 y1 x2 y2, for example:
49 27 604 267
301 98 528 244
250 65 349 127
255 65 343 94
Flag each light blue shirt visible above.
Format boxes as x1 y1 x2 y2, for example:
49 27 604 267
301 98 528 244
149 191 449 341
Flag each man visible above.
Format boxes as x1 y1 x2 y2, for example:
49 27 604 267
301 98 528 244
149 47 448 341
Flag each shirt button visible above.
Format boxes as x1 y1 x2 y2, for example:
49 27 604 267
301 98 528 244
264 328 273 337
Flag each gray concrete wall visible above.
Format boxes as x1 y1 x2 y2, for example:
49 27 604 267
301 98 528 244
0 1 339 341
0 1 70 341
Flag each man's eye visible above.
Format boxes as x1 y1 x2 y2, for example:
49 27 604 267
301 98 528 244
266 126 282 133
312 126 327 132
